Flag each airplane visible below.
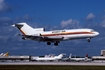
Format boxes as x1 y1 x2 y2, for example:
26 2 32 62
0 53 4 56
31 53 65 61
0 52 9 56
12 22 99 46
69 54 92 62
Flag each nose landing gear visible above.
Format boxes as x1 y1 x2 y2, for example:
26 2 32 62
87 38 91 42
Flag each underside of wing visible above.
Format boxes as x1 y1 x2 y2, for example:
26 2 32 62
22 35 64 42
43 36 64 42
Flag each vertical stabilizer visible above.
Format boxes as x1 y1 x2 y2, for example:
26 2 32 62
85 54 88 59
12 22 35 35
56 54 65 59
3 52 9 56
69 53 72 58
0 53 4 56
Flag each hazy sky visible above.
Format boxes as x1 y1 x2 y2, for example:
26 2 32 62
0 0 105 56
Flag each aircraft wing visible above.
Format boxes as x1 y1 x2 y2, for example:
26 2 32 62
22 35 64 42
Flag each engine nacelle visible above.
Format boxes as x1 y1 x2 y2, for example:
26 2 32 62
34 28 45 32
33 33 41 36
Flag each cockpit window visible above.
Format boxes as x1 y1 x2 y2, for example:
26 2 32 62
91 29 95 32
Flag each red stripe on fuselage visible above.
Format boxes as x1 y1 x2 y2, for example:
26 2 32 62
41 32 94 36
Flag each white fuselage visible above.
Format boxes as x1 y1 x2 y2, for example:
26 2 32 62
13 23 99 46
39 29 99 40
35 57 59 61
70 58 87 61
33 54 64 61
69 57 92 62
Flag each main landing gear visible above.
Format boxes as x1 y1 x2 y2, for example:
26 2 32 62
54 42 58 46
47 41 59 46
87 38 91 42
47 42 51 45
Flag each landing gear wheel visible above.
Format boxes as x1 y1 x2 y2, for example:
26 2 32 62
88 39 90 42
22 37 26 40
87 38 90 42
54 42 58 46
47 42 51 45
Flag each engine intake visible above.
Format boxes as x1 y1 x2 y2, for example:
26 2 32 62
33 33 41 36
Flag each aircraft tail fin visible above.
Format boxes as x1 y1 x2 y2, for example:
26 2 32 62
3 52 9 56
57 54 65 59
12 22 45 35
85 54 88 59
0 53 4 56
69 53 72 58
12 22 35 35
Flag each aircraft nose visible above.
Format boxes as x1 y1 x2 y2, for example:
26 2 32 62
95 32 99 36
